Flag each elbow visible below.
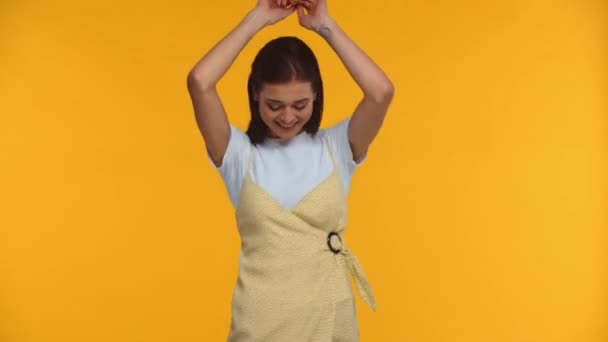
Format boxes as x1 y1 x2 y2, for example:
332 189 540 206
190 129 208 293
370 80 395 104
187 69 215 93
381 80 395 101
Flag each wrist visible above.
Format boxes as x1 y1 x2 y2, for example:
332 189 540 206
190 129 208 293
314 17 336 39
246 8 271 30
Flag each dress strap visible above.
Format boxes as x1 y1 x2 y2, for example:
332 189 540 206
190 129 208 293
322 136 338 170
245 145 254 175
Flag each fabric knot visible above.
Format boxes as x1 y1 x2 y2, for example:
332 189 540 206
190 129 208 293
339 247 377 311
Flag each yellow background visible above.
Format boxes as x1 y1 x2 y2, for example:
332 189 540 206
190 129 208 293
1 0 606 341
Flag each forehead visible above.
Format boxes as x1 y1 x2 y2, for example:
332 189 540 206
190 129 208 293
259 81 314 100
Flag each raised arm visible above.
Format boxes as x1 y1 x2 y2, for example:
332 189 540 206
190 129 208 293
187 1 296 166
295 0 394 162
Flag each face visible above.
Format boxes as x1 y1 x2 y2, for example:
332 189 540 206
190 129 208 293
255 80 316 142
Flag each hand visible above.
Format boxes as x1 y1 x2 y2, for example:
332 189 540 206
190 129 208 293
293 0 331 33
255 0 297 26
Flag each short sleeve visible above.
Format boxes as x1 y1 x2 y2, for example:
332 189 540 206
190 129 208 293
323 117 367 177
207 124 251 207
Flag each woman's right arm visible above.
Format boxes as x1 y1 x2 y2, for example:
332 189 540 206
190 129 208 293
187 2 295 167
187 10 267 167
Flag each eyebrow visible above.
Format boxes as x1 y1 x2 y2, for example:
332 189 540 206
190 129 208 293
265 98 310 105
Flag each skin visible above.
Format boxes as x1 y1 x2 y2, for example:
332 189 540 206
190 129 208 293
187 0 394 167
255 80 316 141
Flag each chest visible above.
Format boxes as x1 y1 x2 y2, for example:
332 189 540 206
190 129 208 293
236 168 348 234
249 139 335 209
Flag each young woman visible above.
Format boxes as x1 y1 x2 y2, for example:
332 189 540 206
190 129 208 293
187 0 393 340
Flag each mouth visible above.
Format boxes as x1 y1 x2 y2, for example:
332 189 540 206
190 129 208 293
275 121 298 130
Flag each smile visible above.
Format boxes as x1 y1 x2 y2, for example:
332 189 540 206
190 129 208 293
276 121 298 129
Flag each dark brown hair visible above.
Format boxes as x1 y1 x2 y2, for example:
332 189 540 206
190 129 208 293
246 36 324 145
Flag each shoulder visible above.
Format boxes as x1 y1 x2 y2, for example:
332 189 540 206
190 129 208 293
208 124 251 170
207 124 252 208
319 117 367 169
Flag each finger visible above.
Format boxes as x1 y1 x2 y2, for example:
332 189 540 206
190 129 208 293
297 5 306 18
299 0 313 10
282 4 296 13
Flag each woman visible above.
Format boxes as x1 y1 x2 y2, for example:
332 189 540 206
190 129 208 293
187 0 394 340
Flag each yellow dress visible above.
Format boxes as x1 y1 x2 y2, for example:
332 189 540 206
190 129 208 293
227 138 376 341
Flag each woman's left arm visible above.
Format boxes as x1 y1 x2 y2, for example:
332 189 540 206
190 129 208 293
295 0 394 161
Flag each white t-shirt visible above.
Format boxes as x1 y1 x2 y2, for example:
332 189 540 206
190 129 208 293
210 117 366 209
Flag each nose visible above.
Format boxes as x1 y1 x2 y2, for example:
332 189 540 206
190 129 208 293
278 109 297 123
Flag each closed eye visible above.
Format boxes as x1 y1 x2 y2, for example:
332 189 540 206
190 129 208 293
265 99 310 111
267 104 283 111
